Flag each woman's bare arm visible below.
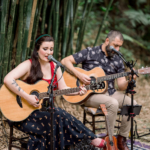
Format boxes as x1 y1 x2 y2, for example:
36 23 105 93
4 60 40 107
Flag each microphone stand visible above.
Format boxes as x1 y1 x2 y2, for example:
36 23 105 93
114 51 139 150
47 64 60 150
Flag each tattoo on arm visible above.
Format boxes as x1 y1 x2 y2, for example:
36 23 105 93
12 80 24 92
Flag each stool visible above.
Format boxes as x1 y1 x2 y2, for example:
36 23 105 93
7 120 28 150
83 106 121 134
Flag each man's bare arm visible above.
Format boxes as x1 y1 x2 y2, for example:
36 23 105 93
61 55 91 84
61 55 79 77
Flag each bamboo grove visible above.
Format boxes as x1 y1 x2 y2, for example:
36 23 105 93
0 0 113 86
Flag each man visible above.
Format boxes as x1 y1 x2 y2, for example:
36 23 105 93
61 30 137 150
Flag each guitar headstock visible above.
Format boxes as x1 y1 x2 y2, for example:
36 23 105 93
99 104 108 116
138 67 150 75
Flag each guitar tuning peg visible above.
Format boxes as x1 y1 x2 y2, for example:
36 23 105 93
141 66 144 69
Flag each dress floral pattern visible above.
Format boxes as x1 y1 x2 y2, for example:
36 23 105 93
14 107 96 150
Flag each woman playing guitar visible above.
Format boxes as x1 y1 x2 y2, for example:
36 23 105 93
2 34 105 150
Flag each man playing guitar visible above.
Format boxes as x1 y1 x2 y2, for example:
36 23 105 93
61 30 138 150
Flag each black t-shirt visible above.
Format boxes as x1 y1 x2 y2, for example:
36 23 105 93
72 45 125 95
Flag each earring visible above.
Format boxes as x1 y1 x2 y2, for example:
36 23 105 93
36 52 39 58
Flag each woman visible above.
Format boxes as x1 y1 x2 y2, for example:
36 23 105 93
4 34 105 150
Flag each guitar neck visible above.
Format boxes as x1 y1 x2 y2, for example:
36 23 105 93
38 68 145 100
97 70 137 82
39 85 91 99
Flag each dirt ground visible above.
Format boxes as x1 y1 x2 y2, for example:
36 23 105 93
1 76 150 149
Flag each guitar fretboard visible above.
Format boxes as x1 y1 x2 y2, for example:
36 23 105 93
39 85 91 99
97 71 137 83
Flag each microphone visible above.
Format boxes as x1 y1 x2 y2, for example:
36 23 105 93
109 46 122 56
48 55 64 68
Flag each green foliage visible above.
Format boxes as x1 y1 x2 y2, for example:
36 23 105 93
124 10 150 27
119 47 135 62
122 34 147 49
0 0 150 85
101 0 150 67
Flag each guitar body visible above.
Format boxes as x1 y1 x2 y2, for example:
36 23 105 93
63 67 108 104
0 80 49 122
103 136 118 150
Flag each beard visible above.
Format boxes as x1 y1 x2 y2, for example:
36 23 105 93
105 44 114 58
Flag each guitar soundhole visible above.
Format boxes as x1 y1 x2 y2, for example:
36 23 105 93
16 95 23 108
90 76 105 89
30 91 39 98
90 76 96 82
98 82 105 89
90 76 105 90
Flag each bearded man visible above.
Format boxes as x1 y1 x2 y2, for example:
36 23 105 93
61 30 137 150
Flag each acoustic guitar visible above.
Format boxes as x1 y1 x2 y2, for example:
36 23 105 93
0 80 100 122
63 67 150 104
100 104 118 150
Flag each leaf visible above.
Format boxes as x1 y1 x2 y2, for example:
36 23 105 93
122 34 147 49
100 6 106 11
124 10 150 26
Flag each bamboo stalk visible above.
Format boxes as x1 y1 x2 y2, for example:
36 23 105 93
61 0 70 59
30 0 43 55
11 19 19 69
60 0 67 58
5 0 11 33
76 0 89 53
66 0 73 56
4 0 11 72
21 0 33 61
0 1 2 26
0 0 9 83
10 0 19 69
53 0 60 59
8 1 19 71
52 1 56 37
62 0 68 39
23 0 28 28
79 0 94 52
60 0 68 57
73 0 79 21
26 0 37 58
4 0 18 74
56 1 64 59
15 0 24 66
41 0 47 34
94 0 113 46
47 0 55 35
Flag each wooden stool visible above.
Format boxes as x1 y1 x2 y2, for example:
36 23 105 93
83 106 121 134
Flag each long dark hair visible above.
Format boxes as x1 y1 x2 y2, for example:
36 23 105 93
26 34 54 84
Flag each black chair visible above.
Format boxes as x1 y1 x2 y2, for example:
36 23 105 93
7 120 28 150
82 106 121 134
